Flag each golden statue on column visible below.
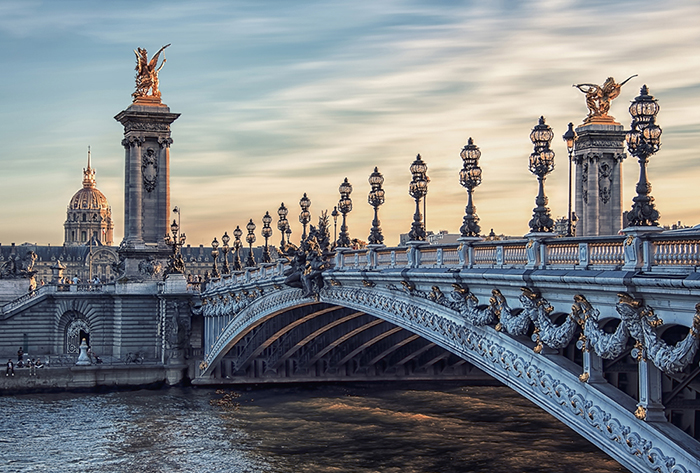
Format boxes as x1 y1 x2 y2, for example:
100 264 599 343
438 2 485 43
132 44 171 102
573 75 637 124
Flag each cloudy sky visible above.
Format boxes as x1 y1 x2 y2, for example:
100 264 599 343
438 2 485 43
0 0 698 247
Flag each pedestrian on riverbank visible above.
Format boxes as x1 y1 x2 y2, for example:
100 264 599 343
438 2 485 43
6 359 14 376
35 357 44 369
17 347 23 363
28 359 36 376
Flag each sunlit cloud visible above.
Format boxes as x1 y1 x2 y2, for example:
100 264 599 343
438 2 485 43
0 0 698 246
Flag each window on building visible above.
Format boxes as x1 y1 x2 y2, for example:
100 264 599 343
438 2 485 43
82 214 87 222
81 231 87 242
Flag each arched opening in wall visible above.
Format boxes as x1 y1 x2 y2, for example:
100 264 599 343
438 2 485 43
65 318 90 354
81 231 87 242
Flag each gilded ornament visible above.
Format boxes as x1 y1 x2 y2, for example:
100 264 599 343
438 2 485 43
132 44 170 102
573 75 636 124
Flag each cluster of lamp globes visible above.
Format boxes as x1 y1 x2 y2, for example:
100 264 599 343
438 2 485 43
170 86 662 273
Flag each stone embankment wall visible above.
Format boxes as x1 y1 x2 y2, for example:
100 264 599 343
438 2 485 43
0 364 188 394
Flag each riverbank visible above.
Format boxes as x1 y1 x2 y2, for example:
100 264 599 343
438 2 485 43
0 363 189 394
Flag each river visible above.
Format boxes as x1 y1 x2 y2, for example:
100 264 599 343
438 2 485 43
0 382 626 472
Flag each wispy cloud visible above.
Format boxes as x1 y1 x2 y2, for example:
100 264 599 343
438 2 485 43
0 0 698 245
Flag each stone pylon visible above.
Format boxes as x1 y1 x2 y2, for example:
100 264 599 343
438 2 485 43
114 90 180 279
573 123 626 236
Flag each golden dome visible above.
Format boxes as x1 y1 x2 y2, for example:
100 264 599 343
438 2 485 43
69 186 110 210
64 148 114 247
68 150 110 211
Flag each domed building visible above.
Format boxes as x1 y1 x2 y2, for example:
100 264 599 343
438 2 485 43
64 149 114 246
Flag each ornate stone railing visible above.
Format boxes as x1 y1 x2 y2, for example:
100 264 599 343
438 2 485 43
202 231 700 290
1 285 52 316
1 282 119 317
653 237 700 267
205 262 288 291
325 231 700 272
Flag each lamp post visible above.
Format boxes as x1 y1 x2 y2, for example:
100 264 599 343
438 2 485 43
331 206 339 248
562 123 577 237
232 225 243 271
368 167 385 245
528 117 556 233
164 216 186 274
408 154 429 241
245 219 257 267
299 193 311 241
285 226 292 245
459 138 482 238
625 85 662 227
277 203 289 248
337 178 353 248
210 237 220 278
220 232 230 274
262 211 272 263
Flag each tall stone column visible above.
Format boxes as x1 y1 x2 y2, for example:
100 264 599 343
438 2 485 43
114 46 180 280
570 76 636 237
573 124 626 236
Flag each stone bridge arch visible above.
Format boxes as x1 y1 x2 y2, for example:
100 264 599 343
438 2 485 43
200 283 700 473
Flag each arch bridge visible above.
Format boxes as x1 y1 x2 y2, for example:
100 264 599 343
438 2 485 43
198 231 700 473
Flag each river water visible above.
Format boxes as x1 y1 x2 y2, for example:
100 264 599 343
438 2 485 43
0 382 626 473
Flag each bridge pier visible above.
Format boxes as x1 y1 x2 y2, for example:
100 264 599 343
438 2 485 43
638 359 667 422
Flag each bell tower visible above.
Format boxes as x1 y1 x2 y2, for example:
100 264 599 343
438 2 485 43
114 45 179 278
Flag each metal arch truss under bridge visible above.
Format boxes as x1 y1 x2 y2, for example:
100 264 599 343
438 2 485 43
198 233 700 473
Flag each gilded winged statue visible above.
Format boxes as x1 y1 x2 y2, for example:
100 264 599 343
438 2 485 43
573 75 637 122
132 44 171 100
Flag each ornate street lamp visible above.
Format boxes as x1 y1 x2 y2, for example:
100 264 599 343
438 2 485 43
528 117 556 233
232 225 243 271
262 211 273 263
277 203 289 248
164 216 186 274
337 178 353 247
299 193 311 241
245 219 257 267
626 85 662 227
408 154 429 241
459 138 482 238
220 232 231 274
368 167 385 245
285 226 292 245
331 206 339 248
562 123 577 237
210 237 220 278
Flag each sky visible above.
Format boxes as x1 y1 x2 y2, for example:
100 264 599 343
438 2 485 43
0 0 698 247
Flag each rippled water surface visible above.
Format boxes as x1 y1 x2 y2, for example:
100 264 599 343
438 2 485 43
0 383 626 472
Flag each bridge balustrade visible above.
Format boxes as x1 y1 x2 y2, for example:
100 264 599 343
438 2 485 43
320 232 700 272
